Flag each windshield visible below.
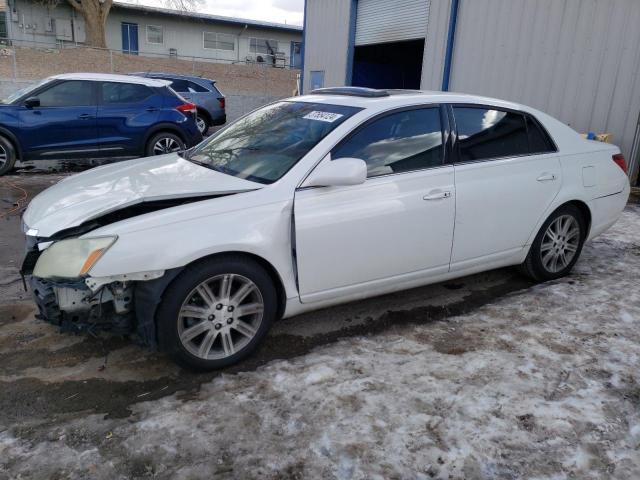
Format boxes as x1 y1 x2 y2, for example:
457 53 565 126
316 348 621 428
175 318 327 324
1 78 50 104
187 101 361 184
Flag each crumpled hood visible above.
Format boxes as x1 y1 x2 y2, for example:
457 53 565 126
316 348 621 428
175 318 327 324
23 153 261 237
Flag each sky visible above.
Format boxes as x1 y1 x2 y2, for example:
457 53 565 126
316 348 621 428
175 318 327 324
122 0 305 26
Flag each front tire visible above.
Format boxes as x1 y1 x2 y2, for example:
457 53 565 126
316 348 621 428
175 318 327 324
520 204 586 281
146 132 185 156
156 256 277 371
0 136 17 176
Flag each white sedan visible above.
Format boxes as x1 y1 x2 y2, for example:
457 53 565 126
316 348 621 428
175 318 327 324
22 87 630 370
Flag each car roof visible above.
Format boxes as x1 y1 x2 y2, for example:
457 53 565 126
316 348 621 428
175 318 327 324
49 73 171 87
132 72 215 84
294 88 529 113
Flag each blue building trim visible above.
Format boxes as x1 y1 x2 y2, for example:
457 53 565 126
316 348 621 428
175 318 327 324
441 0 460 91
300 0 308 94
345 0 358 86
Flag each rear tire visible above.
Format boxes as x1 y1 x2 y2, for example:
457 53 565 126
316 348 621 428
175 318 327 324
195 112 210 136
156 256 277 371
145 132 185 157
0 136 17 176
519 204 586 281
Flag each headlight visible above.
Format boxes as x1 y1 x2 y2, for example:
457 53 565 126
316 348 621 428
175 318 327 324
33 236 117 279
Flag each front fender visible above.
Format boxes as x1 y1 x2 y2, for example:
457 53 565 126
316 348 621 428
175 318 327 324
87 198 298 298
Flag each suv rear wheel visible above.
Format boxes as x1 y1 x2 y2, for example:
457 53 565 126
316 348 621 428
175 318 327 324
195 112 210 135
146 132 185 157
0 136 17 176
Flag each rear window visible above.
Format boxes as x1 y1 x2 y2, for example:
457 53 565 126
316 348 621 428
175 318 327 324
453 107 529 161
101 82 152 104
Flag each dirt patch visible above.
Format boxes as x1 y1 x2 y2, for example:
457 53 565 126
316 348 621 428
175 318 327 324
0 303 33 325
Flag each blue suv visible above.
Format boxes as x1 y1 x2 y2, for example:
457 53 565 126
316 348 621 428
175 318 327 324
132 72 227 135
0 73 203 175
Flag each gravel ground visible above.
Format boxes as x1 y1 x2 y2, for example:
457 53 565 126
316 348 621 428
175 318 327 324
0 174 639 479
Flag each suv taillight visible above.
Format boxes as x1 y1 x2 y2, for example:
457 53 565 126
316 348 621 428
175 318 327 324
176 102 197 115
218 97 225 109
612 153 627 173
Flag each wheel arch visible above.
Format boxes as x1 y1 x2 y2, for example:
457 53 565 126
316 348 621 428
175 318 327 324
564 199 592 239
136 250 288 348
143 123 188 152
196 107 212 125
186 251 288 321
0 127 22 160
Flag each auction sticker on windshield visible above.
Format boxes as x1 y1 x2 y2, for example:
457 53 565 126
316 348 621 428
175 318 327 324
303 111 344 123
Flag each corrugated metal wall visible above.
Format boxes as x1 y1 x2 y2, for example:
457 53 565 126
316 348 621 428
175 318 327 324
302 0 352 93
448 0 640 167
355 0 429 46
421 0 452 90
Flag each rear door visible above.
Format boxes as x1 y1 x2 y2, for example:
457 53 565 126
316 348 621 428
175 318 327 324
294 106 456 303
17 80 99 160
97 81 160 156
449 105 561 270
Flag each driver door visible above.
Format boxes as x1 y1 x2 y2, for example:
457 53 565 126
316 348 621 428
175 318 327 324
17 80 99 160
294 106 456 304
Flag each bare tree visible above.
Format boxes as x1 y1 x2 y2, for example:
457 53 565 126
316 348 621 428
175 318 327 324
163 0 203 12
37 0 203 48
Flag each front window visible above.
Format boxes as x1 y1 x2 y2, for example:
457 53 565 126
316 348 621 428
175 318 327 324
333 107 444 177
187 101 361 184
1 78 51 104
37 81 94 107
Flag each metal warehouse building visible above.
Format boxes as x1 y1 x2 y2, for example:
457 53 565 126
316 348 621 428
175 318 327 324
301 0 640 183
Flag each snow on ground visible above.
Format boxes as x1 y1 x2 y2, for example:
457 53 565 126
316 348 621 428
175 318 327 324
2 205 640 480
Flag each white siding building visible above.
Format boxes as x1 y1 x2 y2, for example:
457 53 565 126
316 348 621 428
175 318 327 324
302 0 640 183
2 0 303 68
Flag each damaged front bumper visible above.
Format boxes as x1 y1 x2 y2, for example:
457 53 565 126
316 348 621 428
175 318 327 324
30 276 135 335
28 269 181 349
21 227 181 348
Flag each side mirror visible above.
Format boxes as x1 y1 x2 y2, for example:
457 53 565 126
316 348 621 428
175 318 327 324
24 97 40 109
302 156 367 188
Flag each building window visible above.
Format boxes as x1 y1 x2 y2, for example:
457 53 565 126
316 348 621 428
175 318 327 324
146 25 163 44
0 10 7 40
250 38 278 57
203 32 235 51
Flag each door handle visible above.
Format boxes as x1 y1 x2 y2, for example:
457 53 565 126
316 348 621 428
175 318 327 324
537 173 557 182
146 107 159 112
78 113 94 120
423 191 452 201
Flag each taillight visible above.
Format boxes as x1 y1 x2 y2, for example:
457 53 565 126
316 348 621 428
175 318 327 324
218 97 225 109
176 102 196 115
612 153 627 173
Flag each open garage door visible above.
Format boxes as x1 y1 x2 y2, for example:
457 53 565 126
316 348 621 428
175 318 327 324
352 0 429 90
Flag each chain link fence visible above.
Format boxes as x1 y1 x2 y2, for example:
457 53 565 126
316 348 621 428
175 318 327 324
0 38 301 122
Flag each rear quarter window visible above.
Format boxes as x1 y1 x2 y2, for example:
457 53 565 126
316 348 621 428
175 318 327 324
526 115 557 154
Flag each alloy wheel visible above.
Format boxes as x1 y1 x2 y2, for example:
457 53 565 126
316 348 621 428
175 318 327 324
153 137 182 155
177 274 265 360
0 144 7 167
540 214 580 273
